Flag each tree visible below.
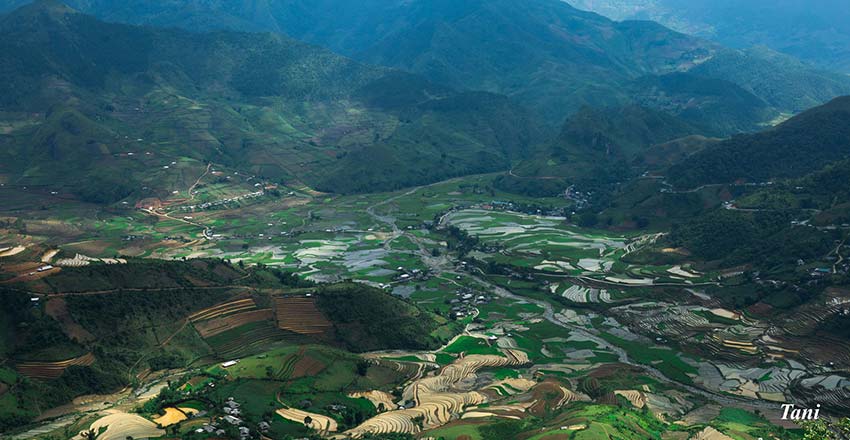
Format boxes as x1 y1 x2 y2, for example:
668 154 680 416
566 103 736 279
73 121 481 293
80 429 97 440
356 360 369 376
304 415 313 427
802 418 850 440
412 415 425 430
577 212 599 228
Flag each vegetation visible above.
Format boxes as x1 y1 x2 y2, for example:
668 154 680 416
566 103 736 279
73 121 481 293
0 0 536 197
315 283 454 352
27 0 850 128
669 96 850 188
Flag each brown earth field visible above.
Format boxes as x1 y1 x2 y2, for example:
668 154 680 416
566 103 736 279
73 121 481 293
193 308 273 338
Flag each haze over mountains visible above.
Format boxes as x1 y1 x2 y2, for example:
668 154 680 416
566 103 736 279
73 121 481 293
2 0 849 128
568 0 850 73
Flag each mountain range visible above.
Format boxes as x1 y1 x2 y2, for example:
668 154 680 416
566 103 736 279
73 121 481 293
2 0 849 128
567 0 850 73
0 0 538 200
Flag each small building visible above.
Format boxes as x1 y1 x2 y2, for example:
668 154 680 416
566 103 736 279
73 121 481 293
222 415 242 425
221 360 239 368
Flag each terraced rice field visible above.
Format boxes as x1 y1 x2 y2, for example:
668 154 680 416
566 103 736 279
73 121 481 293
277 407 338 433
614 390 647 408
274 296 332 335
344 348 530 437
206 321 293 358
349 390 398 411
0 245 27 258
193 308 273 338
446 209 713 286
73 411 164 440
188 298 257 322
16 352 95 379
446 210 626 260
152 407 198 426
54 254 127 267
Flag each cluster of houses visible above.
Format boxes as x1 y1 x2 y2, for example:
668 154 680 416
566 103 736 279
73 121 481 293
394 267 429 283
179 190 265 212
564 186 590 210
194 396 271 440
448 287 491 319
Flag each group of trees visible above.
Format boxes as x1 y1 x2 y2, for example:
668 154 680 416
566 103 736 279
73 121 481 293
669 209 835 271
802 418 850 439
315 283 445 352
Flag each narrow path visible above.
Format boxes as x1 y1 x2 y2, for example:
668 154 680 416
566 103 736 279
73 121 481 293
187 162 213 202
832 238 846 274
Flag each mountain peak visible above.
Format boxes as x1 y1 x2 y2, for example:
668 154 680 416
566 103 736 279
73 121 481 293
4 0 77 21
1 0 81 35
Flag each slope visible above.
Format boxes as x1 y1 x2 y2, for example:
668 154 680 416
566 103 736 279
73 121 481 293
0 0 537 199
499 105 699 196
6 0 846 128
568 0 850 74
668 96 850 189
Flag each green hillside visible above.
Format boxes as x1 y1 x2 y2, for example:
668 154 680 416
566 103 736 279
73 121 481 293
668 96 850 188
627 72 776 135
5 0 847 129
0 0 537 199
0 259 452 431
498 105 699 195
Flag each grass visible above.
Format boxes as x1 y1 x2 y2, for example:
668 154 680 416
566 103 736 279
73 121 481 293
598 332 698 385
435 353 456 365
0 367 18 384
442 336 502 356
426 423 483 440
489 368 520 380
693 310 740 326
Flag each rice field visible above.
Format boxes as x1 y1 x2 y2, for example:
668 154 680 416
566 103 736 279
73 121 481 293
445 209 713 288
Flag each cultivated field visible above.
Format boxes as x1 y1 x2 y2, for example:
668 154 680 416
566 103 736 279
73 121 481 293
274 296 332 335
73 411 164 440
16 353 95 379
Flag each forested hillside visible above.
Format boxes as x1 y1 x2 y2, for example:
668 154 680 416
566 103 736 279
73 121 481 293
0 1 538 198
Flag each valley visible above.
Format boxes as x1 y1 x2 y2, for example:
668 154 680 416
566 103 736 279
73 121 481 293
1 1 850 440
3 165 846 439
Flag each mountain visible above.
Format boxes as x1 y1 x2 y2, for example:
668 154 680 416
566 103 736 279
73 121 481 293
729 157 850 227
585 95 850 230
4 0 848 129
690 46 850 114
567 0 850 74
495 105 699 196
0 1 538 199
668 96 850 189
627 72 776 135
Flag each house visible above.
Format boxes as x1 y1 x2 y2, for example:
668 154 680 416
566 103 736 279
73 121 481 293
37 265 53 272
812 267 832 276
222 415 242 425
221 360 239 368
